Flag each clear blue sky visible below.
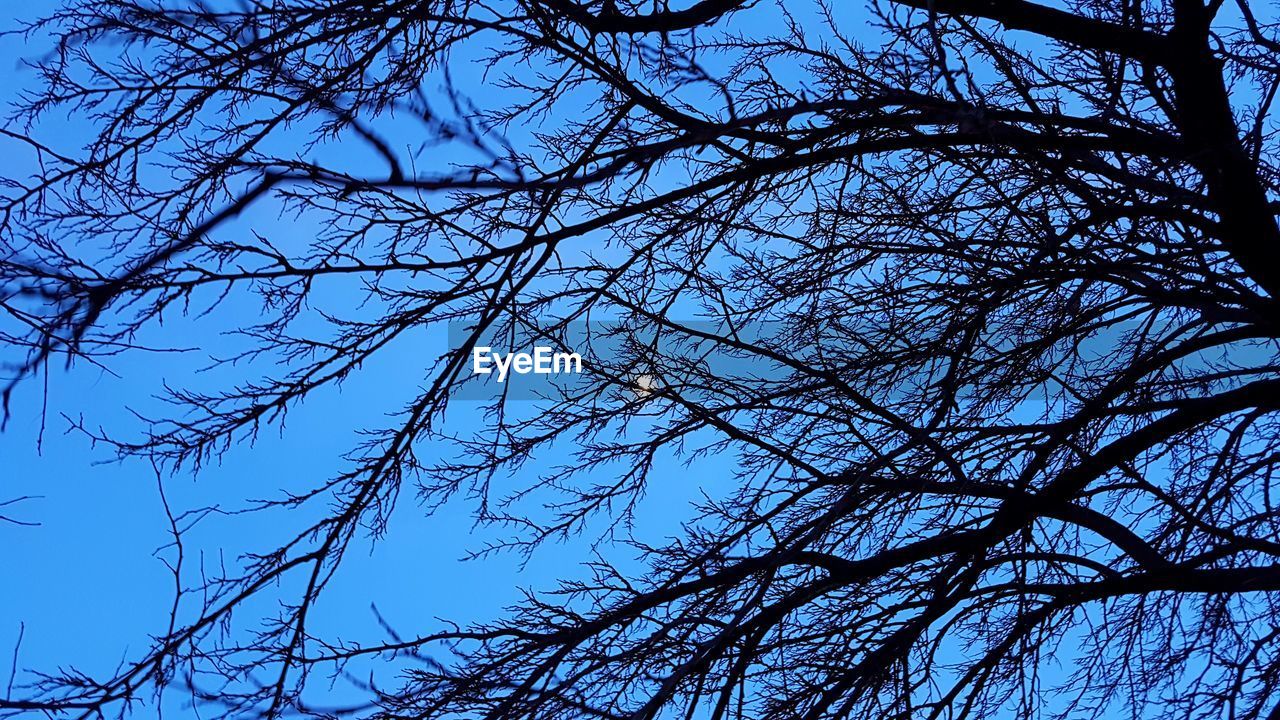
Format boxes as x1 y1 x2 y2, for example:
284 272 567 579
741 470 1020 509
0 5 728 714
9 1 1249 716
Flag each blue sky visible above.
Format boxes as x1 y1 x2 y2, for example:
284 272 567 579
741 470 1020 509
0 6 732 713
7 2 1276 717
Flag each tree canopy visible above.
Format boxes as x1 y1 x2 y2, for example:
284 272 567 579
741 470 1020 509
3 0 1280 718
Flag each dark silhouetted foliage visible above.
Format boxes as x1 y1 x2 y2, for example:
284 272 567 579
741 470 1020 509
3 0 1280 718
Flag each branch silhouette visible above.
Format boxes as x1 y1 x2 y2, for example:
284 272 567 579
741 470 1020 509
2 0 1280 718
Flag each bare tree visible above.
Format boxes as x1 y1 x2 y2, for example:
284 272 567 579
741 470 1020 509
3 0 1280 718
